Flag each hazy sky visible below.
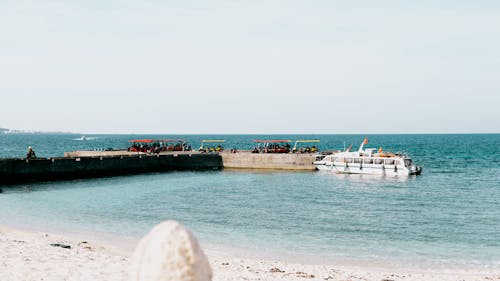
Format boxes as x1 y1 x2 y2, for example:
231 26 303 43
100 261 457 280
1 0 499 134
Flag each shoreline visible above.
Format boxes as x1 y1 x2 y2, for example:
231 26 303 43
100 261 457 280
4 220 498 271
1 225 498 281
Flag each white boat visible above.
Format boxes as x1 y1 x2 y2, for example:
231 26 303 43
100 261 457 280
314 138 422 176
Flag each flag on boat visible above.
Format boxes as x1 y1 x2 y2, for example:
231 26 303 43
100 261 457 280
346 144 353 152
363 137 368 145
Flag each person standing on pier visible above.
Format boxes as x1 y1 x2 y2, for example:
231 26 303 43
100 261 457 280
26 146 36 159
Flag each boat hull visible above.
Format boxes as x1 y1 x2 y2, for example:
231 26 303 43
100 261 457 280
315 162 420 176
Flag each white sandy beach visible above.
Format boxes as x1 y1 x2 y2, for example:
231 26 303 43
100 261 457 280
0 226 498 281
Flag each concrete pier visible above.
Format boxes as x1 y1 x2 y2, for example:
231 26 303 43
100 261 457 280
0 150 320 185
64 150 320 171
220 151 317 170
0 153 222 185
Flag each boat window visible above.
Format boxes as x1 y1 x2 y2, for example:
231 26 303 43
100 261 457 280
404 159 412 167
374 159 383 164
336 157 343 163
315 155 325 161
354 158 362 163
385 159 395 165
345 158 353 163
364 158 373 164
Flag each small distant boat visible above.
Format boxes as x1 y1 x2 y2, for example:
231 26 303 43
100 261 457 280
314 138 422 176
73 136 88 141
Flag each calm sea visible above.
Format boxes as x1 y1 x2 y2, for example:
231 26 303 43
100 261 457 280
0 134 499 267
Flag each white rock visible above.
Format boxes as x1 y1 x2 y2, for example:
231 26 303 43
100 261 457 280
129 221 212 281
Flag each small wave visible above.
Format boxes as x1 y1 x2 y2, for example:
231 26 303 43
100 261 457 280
431 170 465 174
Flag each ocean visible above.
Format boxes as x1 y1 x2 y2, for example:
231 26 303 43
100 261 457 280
0 134 499 268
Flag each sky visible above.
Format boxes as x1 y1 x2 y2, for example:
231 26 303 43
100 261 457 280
0 0 499 134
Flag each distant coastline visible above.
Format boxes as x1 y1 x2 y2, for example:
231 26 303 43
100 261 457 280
1 127 498 135
0 127 75 135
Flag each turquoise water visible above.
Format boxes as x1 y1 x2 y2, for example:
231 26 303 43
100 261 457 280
0 134 499 267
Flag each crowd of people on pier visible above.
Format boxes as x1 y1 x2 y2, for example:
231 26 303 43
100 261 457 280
128 141 191 153
250 143 318 154
128 140 320 154
251 143 291 153
22 139 319 159
199 145 224 153
291 146 318 153
20 140 319 158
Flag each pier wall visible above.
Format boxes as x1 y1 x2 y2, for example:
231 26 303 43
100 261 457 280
0 154 222 185
0 151 318 185
220 152 317 171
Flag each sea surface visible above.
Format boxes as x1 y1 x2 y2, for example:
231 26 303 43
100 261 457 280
0 134 499 268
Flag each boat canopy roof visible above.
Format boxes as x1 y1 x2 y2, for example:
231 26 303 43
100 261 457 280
128 139 156 143
294 140 320 143
253 140 291 143
128 139 184 143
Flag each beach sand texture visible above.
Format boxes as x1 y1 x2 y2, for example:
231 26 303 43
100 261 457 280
1 226 499 281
